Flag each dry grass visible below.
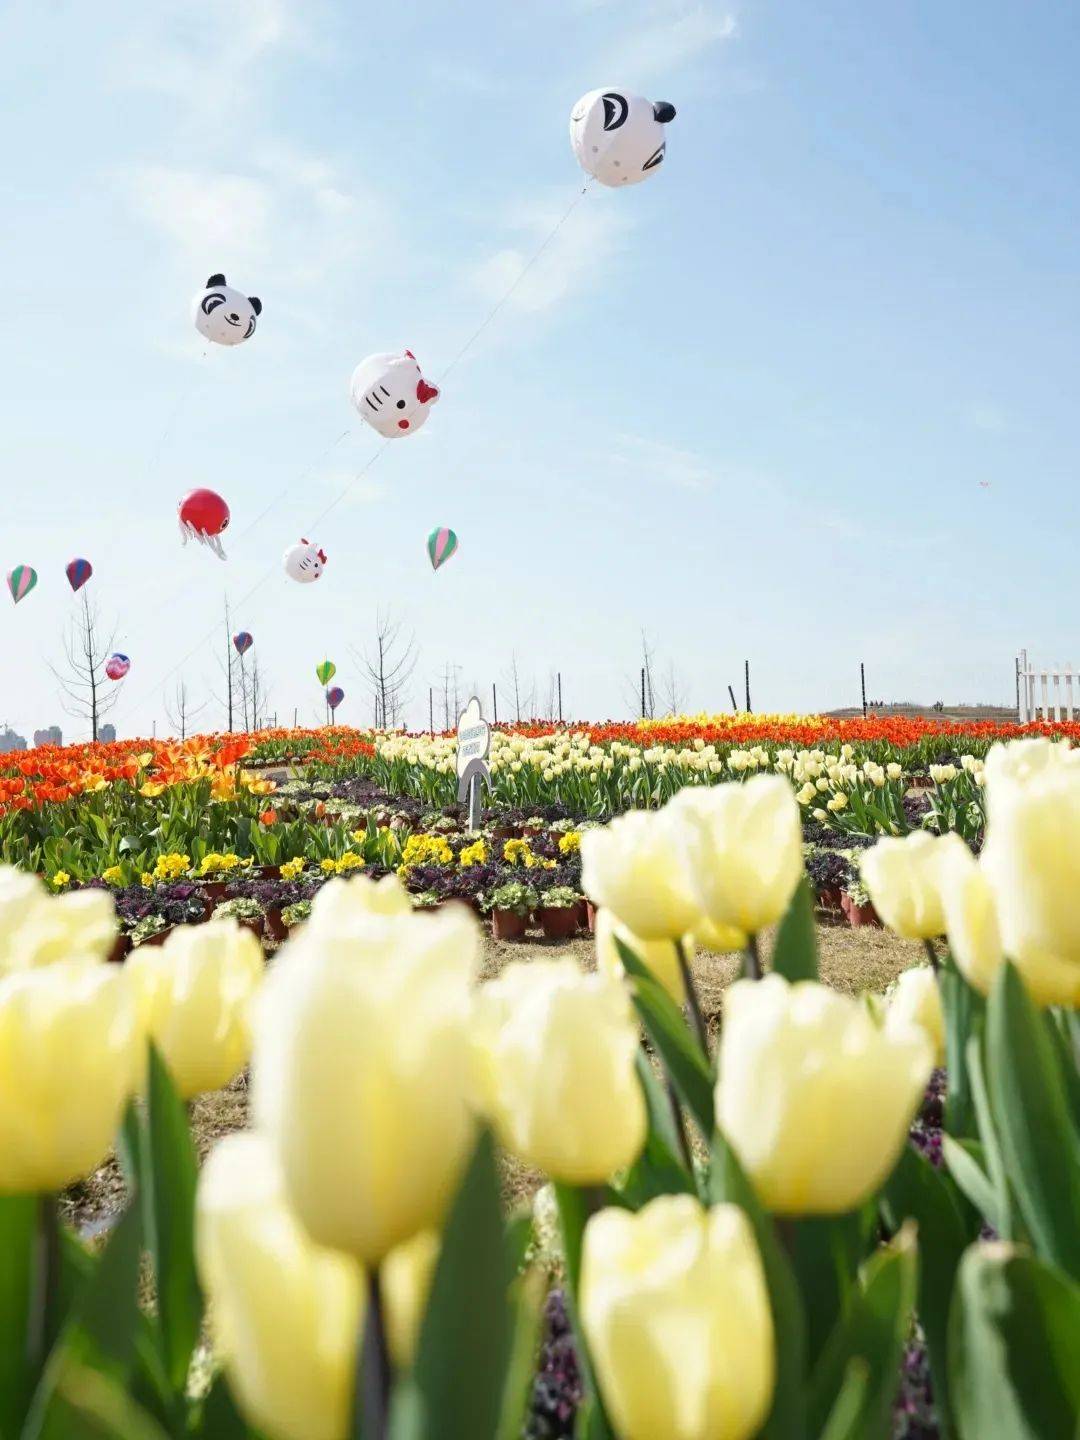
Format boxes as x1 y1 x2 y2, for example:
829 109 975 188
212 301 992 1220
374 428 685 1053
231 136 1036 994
64 918 920 1231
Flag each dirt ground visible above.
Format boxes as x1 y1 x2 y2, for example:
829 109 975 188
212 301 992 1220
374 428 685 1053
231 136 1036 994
62 918 922 1234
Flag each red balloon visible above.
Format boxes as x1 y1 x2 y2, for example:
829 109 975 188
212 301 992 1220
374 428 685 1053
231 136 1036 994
178 489 231 560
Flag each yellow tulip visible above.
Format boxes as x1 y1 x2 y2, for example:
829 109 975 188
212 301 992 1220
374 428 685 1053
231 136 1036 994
304 873 413 935
715 976 931 1214
938 845 1004 997
669 776 802 935
0 961 138 1193
470 959 645 1184
381 1229 440 1370
860 832 967 940
887 967 945 1065
594 906 687 1004
581 1195 774 1440
0 865 117 974
252 902 478 1263
580 809 704 940
976 745 1080 1006
127 920 264 1099
197 1133 362 1440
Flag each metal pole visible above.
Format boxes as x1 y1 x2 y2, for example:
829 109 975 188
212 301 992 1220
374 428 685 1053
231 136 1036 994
728 685 738 713
744 660 751 713
492 683 498 725
1015 656 1020 716
557 671 563 723
860 661 867 718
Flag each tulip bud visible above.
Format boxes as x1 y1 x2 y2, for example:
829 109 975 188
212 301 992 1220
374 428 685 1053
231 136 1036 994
669 776 803 935
716 976 931 1214
471 959 646 1184
0 961 138 1193
0 865 117 974
861 831 968 940
127 919 263 1099
887 966 945 1064
580 809 704 940
197 1133 362 1440
581 1196 774 1440
938 843 1003 996
594 906 686 1003
253 903 478 1262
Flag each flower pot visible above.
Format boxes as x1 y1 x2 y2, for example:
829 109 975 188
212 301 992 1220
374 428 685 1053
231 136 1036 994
491 824 521 843
573 898 590 931
540 906 579 941
108 933 133 964
492 908 528 942
585 900 598 934
239 916 265 940
841 894 881 928
198 880 228 904
264 906 288 943
138 926 174 949
816 885 844 912
251 864 281 882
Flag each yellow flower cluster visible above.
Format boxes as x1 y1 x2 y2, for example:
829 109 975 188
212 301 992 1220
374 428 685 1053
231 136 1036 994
397 833 454 871
319 852 366 876
557 830 581 854
199 852 246 877
101 865 124 886
502 838 555 870
153 852 191 882
458 838 487 867
279 857 306 881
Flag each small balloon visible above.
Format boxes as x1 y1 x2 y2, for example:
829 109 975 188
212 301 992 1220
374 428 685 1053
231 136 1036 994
179 489 231 560
349 351 440 438
233 631 254 656
105 653 130 681
7 566 38 605
316 660 336 686
66 558 93 592
326 686 345 711
193 274 262 346
569 89 675 187
427 526 458 572
284 539 327 583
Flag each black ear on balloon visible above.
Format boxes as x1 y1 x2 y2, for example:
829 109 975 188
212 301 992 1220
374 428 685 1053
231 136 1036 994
653 102 676 124
249 297 262 315
206 273 227 288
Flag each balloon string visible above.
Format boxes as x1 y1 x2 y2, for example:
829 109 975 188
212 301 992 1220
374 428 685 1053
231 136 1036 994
114 181 594 732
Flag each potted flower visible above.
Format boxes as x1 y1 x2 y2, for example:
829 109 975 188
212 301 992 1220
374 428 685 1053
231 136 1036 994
841 878 880 928
281 900 312 935
412 890 443 910
488 881 538 942
212 896 265 940
538 885 581 941
131 914 171 948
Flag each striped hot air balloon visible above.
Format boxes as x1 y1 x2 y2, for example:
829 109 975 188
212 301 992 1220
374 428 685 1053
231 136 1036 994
427 526 458 572
65 557 93 592
316 660 336 686
7 566 38 604
326 686 345 711
105 653 130 681
233 631 253 656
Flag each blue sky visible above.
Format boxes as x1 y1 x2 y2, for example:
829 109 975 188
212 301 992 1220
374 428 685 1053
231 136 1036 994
2 0 1079 739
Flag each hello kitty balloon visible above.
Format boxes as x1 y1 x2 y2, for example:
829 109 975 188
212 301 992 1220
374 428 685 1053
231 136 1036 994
569 89 676 187
193 273 263 346
283 539 327 584
349 351 440 438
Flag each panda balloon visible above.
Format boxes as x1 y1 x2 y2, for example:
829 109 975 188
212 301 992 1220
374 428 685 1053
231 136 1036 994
193 274 263 346
349 351 440 438
569 89 676 187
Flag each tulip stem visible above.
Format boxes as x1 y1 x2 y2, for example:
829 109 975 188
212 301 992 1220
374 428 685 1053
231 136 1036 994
676 939 710 1057
743 934 763 982
26 1195 61 1375
923 939 940 973
359 1269 392 1440
665 1073 697 1178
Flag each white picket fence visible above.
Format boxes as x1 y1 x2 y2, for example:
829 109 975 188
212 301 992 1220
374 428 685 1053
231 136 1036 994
1017 650 1080 722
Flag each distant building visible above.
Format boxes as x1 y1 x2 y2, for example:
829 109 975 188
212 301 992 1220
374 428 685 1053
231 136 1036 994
0 728 27 753
98 724 117 743
33 726 62 747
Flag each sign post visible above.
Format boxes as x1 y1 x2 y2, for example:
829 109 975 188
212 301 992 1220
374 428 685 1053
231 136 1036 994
456 696 491 832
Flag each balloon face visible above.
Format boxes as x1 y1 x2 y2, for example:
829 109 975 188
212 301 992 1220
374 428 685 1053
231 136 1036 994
7 566 38 604
193 274 262 346
569 89 675 186
427 526 458 571
105 653 130 681
66 557 93 592
233 631 253 656
283 539 327 584
315 660 336 686
326 686 344 711
178 489 230 560
349 351 440 438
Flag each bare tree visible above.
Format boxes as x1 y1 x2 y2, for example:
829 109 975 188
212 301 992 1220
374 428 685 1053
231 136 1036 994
164 677 208 740
351 610 417 731
499 652 536 723
242 655 271 731
50 593 121 742
660 659 687 717
623 630 657 719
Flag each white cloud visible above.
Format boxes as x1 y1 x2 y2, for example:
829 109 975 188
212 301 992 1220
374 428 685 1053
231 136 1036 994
602 4 738 82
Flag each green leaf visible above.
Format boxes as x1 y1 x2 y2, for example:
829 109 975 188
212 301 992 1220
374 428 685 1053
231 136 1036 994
948 1244 1080 1439
552 1187 613 1440
138 1044 203 1396
785 1211 873 1371
967 1036 1015 1242
405 1130 511 1440
615 939 714 1139
808 1224 918 1439
770 879 818 983
1045 1009 1080 1137
709 1134 806 1440
942 1137 1000 1234
816 1360 869 1440
940 957 984 1137
881 1144 972 1435
985 963 1080 1280
191 1371 255 1439
0 1195 36 1440
495 1271 545 1440
32 1367 170 1440
612 1053 695 1207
